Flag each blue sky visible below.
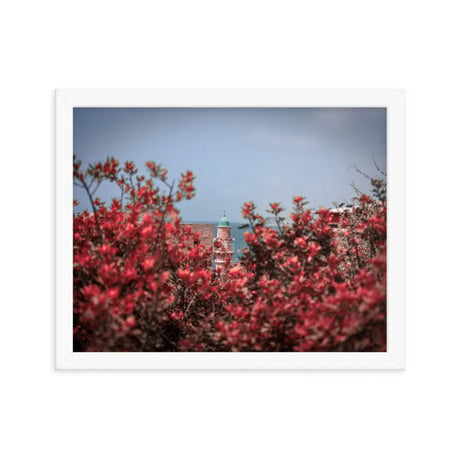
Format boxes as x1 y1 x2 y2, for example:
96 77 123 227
73 108 386 222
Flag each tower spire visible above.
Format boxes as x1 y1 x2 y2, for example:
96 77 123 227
215 210 234 271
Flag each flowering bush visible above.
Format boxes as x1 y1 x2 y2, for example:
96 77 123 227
214 196 386 351
73 157 217 351
73 157 386 352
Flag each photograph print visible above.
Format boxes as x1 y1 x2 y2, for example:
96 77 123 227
73 107 387 353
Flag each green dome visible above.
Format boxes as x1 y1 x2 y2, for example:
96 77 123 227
218 211 230 226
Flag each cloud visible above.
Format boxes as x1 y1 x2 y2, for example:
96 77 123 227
249 126 312 151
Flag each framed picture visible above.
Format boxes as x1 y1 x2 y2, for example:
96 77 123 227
56 89 404 369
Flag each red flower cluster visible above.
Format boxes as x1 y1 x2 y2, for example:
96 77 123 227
73 157 386 352
212 197 386 352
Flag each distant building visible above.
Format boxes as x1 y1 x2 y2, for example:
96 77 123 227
214 211 234 271
182 213 234 270
181 223 214 268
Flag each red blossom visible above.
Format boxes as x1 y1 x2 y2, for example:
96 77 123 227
293 196 304 205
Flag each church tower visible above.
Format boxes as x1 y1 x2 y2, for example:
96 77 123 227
214 211 234 271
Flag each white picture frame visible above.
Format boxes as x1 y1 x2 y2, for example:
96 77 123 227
56 89 405 370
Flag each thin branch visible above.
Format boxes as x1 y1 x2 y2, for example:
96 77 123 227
372 154 387 177
80 177 102 240
129 173 136 205
349 164 370 180
92 179 102 196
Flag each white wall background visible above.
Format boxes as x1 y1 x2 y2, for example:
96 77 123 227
1 1 459 459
